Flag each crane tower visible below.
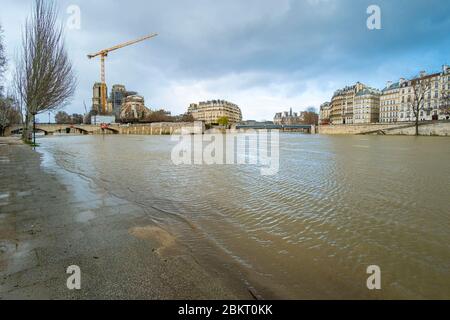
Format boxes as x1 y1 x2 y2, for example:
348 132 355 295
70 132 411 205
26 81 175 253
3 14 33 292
87 33 158 114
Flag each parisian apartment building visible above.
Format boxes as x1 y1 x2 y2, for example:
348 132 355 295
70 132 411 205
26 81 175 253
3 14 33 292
320 65 450 125
319 102 331 125
329 82 366 125
274 108 307 125
353 87 382 124
187 100 243 125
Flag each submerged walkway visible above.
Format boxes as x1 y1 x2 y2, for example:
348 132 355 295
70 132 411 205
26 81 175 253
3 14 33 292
0 142 249 299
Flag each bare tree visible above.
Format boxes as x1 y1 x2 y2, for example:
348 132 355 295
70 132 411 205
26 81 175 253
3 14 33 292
180 113 194 122
0 96 22 136
0 23 7 96
408 77 432 136
15 0 77 144
54 110 70 124
440 90 450 120
0 24 22 136
302 111 319 125
139 109 172 123
306 106 317 114
54 111 83 124
0 100 11 136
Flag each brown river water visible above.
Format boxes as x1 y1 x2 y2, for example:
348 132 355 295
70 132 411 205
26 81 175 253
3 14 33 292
37 134 450 299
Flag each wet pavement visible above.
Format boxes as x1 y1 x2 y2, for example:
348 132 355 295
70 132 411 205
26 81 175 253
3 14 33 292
0 140 249 299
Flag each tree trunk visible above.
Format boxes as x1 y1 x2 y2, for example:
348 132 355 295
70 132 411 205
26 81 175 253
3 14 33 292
415 107 419 136
33 114 36 145
23 112 30 142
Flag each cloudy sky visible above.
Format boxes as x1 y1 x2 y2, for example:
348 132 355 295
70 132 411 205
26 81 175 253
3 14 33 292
1 0 450 121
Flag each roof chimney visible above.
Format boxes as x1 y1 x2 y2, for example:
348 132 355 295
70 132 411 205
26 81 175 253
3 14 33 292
386 81 393 88
419 70 427 78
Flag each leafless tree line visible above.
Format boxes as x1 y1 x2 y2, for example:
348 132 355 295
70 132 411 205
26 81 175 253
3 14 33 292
0 23 21 135
54 111 83 124
118 110 194 124
0 23 6 95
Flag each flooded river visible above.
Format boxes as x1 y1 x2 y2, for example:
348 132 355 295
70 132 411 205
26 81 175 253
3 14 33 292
38 134 450 299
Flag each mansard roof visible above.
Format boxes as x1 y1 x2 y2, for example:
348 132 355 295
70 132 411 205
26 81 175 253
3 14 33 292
382 82 400 92
355 87 381 97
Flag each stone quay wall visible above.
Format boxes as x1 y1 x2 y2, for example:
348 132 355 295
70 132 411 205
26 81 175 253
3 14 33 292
114 122 203 135
4 122 205 136
318 121 450 136
383 122 450 136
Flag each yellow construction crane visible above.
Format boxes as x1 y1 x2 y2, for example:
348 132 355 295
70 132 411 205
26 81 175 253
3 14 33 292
87 33 158 114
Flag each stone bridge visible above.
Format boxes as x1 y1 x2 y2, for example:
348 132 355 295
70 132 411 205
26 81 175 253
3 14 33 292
318 121 450 136
4 122 203 136
5 124 119 136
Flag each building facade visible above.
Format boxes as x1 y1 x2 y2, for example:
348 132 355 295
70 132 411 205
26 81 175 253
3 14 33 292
274 108 306 125
380 81 401 123
322 65 450 126
92 82 112 115
319 102 331 125
353 88 381 124
92 82 145 120
441 65 450 120
382 65 450 123
110 84 126 120
120 95 151 121
330 82 366 125
398 72 438 122
188 100 242 125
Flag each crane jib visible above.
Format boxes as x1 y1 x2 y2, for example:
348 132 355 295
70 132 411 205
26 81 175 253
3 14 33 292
86 33 157 115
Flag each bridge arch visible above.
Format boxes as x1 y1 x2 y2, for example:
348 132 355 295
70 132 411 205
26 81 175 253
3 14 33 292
10 128 23 135
101 127 119 134
61 126 91 135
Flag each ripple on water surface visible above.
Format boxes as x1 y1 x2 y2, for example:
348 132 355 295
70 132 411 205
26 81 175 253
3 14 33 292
38 134 450 299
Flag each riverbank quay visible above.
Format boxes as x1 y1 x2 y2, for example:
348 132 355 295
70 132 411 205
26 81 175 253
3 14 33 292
318 121 450 136
3 122 205 137
0 142 250 299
